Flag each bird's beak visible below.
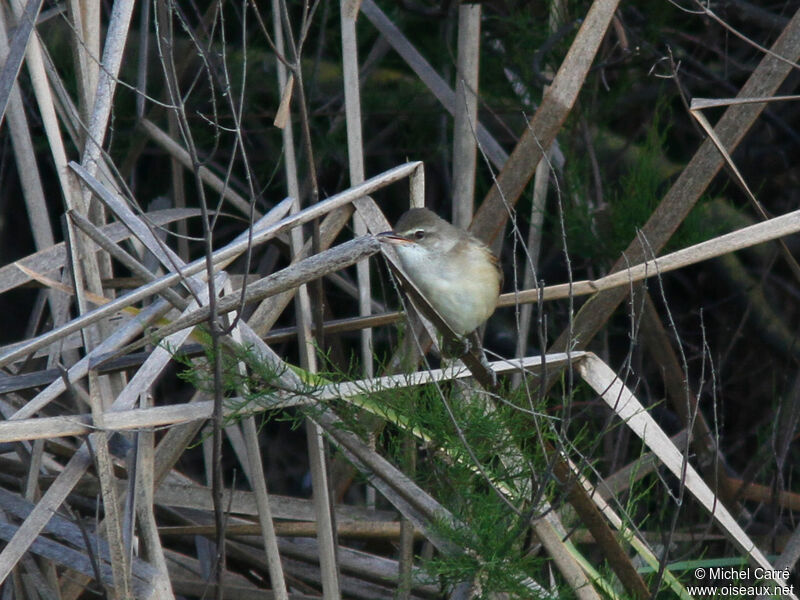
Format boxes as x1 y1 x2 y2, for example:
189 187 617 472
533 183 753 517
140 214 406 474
376 231 412 245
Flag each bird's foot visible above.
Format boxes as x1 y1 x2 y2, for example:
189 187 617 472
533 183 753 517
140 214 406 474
442 335 470 358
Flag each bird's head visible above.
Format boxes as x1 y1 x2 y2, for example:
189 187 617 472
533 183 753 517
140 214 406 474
376 208 460 256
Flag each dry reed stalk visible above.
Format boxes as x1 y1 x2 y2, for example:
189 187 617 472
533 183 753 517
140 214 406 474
547 6 800 360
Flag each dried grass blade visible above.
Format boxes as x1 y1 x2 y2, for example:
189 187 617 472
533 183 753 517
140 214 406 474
340 0 374 381
79 0 135 184
6 0 73 202
360 0 507 170
0 519 155 597
0 0 43 124
451 3 481 229
689 104 800 283
547 7 800 359
471 0 621 244
139 119 256 217
577 353 797 599
510 207 800 305
690 94 800 109
67 209 187 309
87 370 132 597
71 161 206 297
7 299 171 421
0 356 576 445
242 417 289 600
125 236 381 352
134 393 177 599
0 196 292 367
15 263 110 307
533 515 603 600
0 22 53 252
0 284 220 588
273 72 294 129
0 210 199 296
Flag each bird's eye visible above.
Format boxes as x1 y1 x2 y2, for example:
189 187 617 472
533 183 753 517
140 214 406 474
413 229 425 240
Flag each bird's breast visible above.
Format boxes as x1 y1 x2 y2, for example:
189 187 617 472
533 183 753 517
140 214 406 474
397 244 500 335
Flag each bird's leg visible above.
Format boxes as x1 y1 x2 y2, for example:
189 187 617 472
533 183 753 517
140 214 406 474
467 330 497 387
441 333 469 358
443 331 498 388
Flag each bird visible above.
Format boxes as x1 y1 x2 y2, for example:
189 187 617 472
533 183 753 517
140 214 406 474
377 208 501 337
